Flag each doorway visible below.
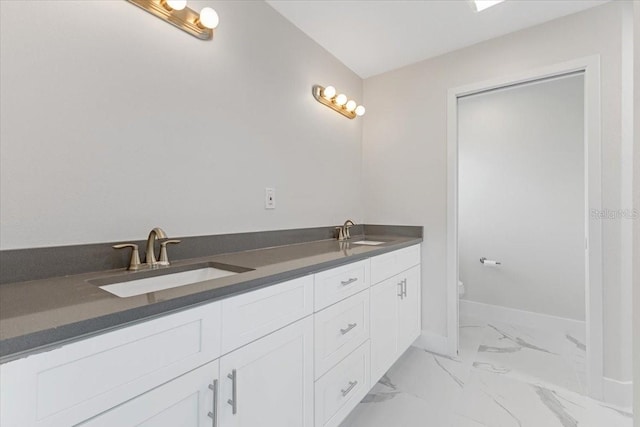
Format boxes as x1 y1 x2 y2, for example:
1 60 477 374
446 57 603 399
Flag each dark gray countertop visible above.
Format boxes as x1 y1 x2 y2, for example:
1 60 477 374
0 234 421 363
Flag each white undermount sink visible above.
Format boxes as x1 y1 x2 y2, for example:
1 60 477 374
96 264 248 298
351 240 385 246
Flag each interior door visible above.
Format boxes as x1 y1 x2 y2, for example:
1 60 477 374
457 73 585 321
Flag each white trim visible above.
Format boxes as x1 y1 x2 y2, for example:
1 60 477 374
412 330 450 356
459 299 585 333
446 88 459 358
602 377 634 411
446 55 604 399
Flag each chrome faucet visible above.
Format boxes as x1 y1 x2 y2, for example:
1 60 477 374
337 219 356 241
145 227 167 268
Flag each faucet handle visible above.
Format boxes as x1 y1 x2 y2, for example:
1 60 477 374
113 243 141 271
158 240 181 266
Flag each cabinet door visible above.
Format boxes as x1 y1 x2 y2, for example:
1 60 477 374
369 278 401 383
79 361 220 427
219 316 314 427
397 265 421 354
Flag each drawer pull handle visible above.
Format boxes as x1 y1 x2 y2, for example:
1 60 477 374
227 369 237 415
402 278 407 298
341 380 358 397
341 277 358 286
207 379 219 427
340 323 357 335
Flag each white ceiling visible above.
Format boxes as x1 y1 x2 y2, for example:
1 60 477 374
266 0 611 78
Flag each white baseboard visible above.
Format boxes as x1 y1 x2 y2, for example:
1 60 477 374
412 330 451 357
603 377 633 411
459 299 585 333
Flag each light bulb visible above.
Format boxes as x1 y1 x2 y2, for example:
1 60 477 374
335 94 347 106
355 105 366 116
345 100 357 112
198 7 219 29
322 86 336 99
165 0 187 11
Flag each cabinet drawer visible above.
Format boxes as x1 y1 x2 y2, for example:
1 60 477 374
314 341 370 427
314 290 369 378
0 301 221 427
78 360 219 427
370 244 420 285
314 259 370 311
221 275 313 354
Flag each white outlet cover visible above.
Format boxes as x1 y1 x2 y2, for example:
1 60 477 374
265 187 276 209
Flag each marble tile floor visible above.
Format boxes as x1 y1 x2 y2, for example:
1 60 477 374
340 317 633 427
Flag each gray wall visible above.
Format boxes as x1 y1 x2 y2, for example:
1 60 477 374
458 74 585 321
0 0 363 249
362 2 632 382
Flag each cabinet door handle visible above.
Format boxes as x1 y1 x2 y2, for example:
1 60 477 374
340 323 357 335
341 380 358 397
402 278 407 298
341 277 358 286
227 369 237 415
207 379 218 427
397 281 403 299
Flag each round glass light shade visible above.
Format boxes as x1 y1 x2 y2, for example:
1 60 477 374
166 0 187 10
199 7 219 29
335 94 347 106
345 100 357 112
322 86 336 99
355 105 366 116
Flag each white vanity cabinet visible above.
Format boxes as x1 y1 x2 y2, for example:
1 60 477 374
370 248 421 383
0 243 422 427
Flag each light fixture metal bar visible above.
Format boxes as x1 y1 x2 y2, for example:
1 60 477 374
126 0 213 40
312 85 357 119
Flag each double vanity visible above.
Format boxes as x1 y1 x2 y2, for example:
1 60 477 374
0 227 422 427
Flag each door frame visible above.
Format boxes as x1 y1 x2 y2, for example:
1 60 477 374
445 55 603 399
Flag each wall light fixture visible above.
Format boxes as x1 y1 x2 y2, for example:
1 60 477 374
312 85 365 119
472 0 505 12
127 0 219 40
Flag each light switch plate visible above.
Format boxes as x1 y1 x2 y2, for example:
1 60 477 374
265 187 275 209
